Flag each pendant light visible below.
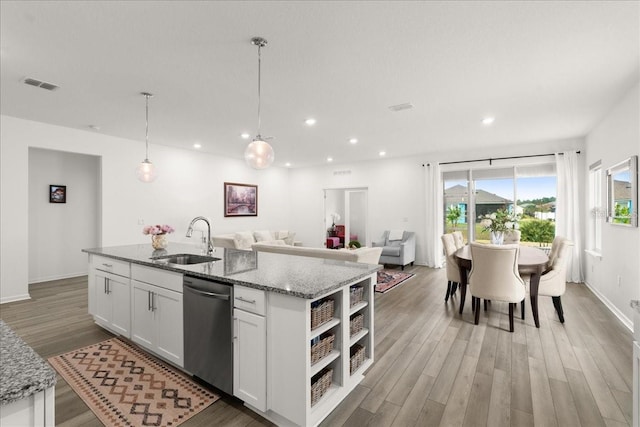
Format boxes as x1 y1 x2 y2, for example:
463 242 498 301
135 92 157 182
244 37 275 169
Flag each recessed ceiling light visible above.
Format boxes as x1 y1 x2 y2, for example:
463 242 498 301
379 151 386 157
240 132 250 139
482 116 495 125
193 143 202 149
285 162 292 167
349 138 358 144
305 118 317 126
327 157 333 162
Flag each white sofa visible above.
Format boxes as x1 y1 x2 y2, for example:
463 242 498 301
212 230 296 250
251 241 383 264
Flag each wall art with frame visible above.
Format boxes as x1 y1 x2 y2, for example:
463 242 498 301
224 182 257 217
49 185 67 203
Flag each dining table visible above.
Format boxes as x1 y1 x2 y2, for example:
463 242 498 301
454 244 549 328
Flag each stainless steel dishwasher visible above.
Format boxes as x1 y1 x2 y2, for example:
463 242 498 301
183 276 233 395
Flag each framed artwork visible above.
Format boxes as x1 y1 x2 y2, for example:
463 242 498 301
49 185 66 203
224 182 258 217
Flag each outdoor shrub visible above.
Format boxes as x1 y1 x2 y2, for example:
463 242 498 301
519 219 555 243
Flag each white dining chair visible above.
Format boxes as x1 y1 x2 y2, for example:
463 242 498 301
503 229 521 244
452 231 465 249
468 243 526 332
441 234 461 302
538 237 574 323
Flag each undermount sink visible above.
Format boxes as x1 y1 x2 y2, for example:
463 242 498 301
151 253 221 265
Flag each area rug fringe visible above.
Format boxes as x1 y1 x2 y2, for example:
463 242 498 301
48 337 218 427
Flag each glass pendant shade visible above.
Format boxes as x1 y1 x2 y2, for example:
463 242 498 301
136 159 157 182
244 138 274 169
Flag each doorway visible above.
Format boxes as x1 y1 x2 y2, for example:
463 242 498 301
323 187 368 247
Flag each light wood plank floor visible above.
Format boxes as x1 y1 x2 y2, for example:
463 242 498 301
0 267 632 426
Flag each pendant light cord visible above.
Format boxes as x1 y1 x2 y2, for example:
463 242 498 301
144 94 150 161
257 43 262 137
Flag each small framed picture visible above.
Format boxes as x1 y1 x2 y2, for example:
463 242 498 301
224 182 257 217
49 185 66 203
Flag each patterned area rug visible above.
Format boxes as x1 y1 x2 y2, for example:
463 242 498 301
375 269 415 293
48 338 218 427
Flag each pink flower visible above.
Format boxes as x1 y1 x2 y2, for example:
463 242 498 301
142 224 174 235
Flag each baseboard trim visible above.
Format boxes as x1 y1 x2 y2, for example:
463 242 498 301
0 294 31 304
583 280 633 333
29 272 87 285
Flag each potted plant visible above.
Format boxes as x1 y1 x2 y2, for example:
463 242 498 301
347 240 361 249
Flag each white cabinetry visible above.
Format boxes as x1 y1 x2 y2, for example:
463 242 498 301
263 273 376 427
88 255 131 337
233 285 267 412
130 264 184 368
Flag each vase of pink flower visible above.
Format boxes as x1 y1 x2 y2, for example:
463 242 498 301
143 224 175 250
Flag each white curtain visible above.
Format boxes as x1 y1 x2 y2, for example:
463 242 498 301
424 162 444 268
555 151 583 282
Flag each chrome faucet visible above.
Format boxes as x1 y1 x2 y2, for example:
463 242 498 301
186 216 213 255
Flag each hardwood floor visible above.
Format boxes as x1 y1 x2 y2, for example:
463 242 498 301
0 267 632 426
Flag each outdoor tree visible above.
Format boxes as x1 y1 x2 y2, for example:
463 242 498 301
446 205 462 229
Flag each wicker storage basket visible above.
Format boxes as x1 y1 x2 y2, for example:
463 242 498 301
311 368 333 406
350 344 366 374
310 333 335 365
350 313 364 337
311 299 335 330
350 286 364 306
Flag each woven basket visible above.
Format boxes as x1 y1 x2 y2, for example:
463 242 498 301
350 286 364 306
350 313 364 337
311 299 335 330
311 368 333 406
311 333 335 365
350 344 366 374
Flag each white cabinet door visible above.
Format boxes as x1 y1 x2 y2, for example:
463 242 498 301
131 281 155 349
92 270 130 337
233 308 266 411
154 287 183 367
131 280 184 368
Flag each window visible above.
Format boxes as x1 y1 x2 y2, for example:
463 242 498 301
443 162 557 246
588 161 602 252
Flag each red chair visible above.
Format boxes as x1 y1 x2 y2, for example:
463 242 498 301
335 225 358 245
326 237 340 249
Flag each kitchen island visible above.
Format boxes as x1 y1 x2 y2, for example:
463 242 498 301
83 243 380 427
0 320 56 427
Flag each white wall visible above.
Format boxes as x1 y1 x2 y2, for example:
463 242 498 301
584 81 639 328
28 149 100 283
0 115 291 303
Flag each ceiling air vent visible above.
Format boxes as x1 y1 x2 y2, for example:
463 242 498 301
23 77 59 91
333 170 352 176
388 102 413 112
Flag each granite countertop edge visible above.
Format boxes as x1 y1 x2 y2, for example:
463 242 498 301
0 320 56 405
83 245 381 300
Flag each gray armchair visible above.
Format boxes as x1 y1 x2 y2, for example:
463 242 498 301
372 231 416 270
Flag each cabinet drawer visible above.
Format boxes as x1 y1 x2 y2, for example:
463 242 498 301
131 264 183 293
234 285 266 316
92 255 130 277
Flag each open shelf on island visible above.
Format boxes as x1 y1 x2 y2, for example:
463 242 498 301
349 300 368 315
311 349 340 376
350 328 368 346
310 317 340 340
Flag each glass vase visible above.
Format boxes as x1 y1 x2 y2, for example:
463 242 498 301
490 231 504 245
151 234 168 250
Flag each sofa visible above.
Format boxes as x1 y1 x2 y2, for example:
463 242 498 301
212 230 296 250
252 241 382 264
372 230 416 270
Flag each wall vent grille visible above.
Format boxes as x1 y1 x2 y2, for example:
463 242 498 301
23 77 59 91
388 102 413 112
333 170 352 176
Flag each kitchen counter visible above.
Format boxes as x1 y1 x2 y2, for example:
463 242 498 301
0 319 56 405
82 243 381 299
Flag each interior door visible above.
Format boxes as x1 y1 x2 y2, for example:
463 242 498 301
346 190 368 247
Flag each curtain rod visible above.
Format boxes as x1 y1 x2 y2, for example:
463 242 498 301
423 151 580 167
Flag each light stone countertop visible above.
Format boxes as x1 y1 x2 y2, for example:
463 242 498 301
0 319 56 405
83 243 381 299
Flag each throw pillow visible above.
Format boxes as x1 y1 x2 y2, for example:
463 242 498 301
234 231 255 250
283 232 296 246
253 230 274 242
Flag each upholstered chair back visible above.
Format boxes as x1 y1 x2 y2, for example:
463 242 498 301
452 231 465 249
441 234 461 283
547 235 564 267
538 238 574 297
503 230 521 244
468 243 525 303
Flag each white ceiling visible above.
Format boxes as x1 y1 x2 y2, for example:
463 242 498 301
1 1 638 168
